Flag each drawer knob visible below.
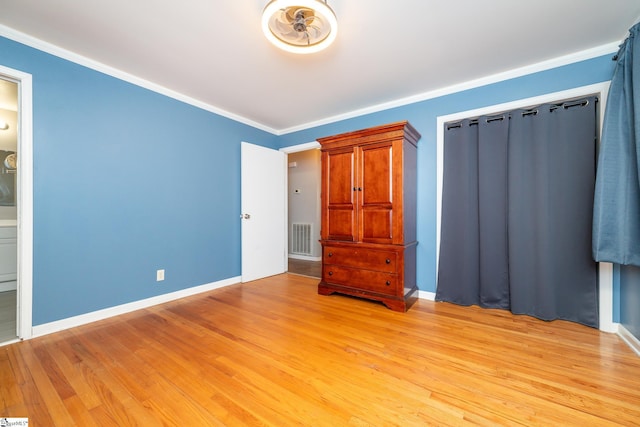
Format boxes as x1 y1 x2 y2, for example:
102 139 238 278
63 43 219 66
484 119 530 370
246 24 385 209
386 280 391 286
385 259 391 264
328 252 333 257
328 271 333 276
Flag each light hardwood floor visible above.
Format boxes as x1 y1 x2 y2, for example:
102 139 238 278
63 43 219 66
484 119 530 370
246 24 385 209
288 258 321 278
1 274 639 426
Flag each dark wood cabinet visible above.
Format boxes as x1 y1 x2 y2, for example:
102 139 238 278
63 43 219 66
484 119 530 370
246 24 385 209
317 121 420 311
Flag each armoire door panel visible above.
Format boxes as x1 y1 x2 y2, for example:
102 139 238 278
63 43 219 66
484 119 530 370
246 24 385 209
327 208 356 241
362 209 393 242
323 148 357 241
361 144 393 205
326 150 354 204
359 142 395 242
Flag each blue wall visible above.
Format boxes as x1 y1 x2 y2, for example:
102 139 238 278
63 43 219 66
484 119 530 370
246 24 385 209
3 34 638 338
1 36 278 325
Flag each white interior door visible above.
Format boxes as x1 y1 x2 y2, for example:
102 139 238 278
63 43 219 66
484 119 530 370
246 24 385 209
241 141 287 282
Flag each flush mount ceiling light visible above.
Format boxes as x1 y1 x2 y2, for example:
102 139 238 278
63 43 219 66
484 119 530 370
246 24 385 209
262 0 338 54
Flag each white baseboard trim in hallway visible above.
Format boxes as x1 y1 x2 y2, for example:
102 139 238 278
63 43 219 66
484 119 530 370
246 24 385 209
288 254 321 262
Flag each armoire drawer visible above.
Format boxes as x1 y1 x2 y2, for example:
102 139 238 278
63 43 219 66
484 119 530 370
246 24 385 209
323 265 398 295
323 246 397 273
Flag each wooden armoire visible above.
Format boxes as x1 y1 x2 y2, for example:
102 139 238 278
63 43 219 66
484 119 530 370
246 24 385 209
317 121 420 312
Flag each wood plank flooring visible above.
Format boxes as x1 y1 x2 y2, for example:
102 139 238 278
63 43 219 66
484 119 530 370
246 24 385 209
288 258 321 278
1 274 639 426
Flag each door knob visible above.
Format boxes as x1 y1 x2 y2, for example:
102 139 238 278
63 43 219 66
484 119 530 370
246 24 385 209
240 214 251 219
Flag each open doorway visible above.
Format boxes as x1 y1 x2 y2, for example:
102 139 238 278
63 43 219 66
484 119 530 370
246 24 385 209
282 142 322 279
0 64 33 346
0 78 18 343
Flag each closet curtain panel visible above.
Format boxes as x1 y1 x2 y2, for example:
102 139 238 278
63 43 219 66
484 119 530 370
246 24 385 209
436 98 599 328
593 23 640 267
436 118 510 309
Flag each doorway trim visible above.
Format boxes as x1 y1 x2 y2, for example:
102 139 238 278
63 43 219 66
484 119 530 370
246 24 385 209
280 141 320 154
0 64 33 341
280 141 320 268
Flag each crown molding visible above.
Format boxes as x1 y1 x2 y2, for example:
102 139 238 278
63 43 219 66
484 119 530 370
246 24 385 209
0 24 621 136
279 42 620 135
0 24 279 135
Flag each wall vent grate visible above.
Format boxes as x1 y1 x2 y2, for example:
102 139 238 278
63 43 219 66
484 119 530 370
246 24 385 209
291 223 312 256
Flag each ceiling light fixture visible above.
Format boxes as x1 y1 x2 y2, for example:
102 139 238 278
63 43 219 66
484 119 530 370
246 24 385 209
262 0 338 54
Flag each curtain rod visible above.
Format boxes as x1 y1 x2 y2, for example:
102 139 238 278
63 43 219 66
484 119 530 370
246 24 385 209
446 97 597 130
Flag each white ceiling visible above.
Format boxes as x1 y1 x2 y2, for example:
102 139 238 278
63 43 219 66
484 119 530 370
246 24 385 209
1 0 639 134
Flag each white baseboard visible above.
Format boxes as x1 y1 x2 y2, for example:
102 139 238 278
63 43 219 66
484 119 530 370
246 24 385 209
288 254 321 262
31 276 241 339
0 281 16 292
618 324 640 357
418 290 436 301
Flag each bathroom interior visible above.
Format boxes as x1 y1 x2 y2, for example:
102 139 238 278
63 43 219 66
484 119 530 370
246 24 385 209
0 78 18 343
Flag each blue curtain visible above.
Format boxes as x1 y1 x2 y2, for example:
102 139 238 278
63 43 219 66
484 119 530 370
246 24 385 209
437 98 599 328
593 23 640 267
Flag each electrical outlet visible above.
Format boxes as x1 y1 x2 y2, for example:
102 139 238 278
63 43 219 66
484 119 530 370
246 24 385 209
156 269 165 281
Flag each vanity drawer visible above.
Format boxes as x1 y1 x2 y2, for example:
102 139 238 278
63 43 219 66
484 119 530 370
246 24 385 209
323 265 398 296
323 246 397 273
